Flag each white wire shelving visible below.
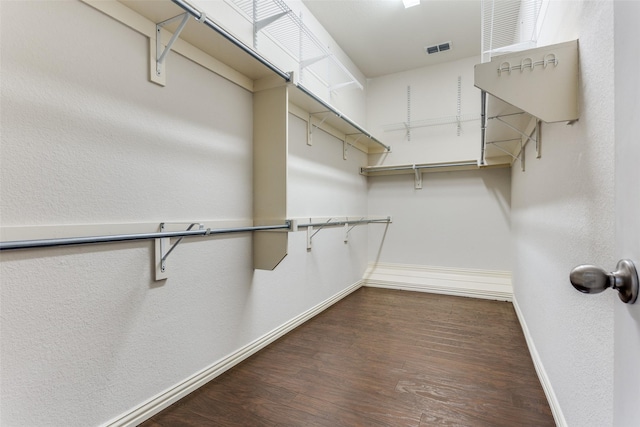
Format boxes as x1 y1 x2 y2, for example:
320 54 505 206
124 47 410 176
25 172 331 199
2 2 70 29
228 0 363 95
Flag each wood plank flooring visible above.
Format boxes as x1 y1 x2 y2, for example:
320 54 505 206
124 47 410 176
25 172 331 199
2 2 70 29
140 288 554 426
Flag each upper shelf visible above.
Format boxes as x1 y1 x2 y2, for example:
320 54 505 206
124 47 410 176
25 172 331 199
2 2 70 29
475 40 579 168
475 40 579 123
114 0 389 153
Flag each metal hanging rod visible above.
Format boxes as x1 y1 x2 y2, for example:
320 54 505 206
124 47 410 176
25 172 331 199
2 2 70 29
296 217 391 229
361 161 479 174
0 223 291 251
480 90 487 166
297 217 391 251
170 0 291 82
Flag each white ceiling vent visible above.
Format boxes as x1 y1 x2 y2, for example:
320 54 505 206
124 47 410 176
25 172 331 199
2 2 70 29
425 41 452 55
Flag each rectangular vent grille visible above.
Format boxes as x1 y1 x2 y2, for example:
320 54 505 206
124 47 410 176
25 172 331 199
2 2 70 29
425 41 452 55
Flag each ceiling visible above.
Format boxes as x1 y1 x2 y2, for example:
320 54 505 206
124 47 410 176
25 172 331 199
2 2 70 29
301 0 482 78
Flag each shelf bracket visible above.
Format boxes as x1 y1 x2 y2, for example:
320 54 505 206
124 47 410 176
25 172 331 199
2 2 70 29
308 111 331 146
344 218 363 243
300 54 330 70
344 134 363 160
330 80 358 92
493 116 538 147
153 13 191 85
155 222 204 280
255 11 288 32
413 165 423 190
306 218 332 251
535 119 542 158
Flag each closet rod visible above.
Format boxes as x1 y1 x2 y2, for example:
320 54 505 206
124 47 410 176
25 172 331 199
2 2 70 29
296 218 391 228
480 90 487 166
362 161 478 174
295 85 391 152
170 0 291 82
0 223 290 251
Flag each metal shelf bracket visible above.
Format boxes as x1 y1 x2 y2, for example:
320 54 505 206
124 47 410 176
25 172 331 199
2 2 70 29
413 165 423 189
306 218 331 251
153 12 193 85
156 222 204 280
344 218 364 243
308 111 331 146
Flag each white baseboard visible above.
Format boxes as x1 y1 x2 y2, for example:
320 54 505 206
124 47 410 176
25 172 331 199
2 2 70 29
362 262 512 301
512 296 567 427
105 281 363 427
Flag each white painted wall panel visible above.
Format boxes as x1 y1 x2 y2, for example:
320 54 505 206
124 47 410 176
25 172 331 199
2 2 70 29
366 56 482 166
288 114 368 218
511 1 616 426
367 168 512 271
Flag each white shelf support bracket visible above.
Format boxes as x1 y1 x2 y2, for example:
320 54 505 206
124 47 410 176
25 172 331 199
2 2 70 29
344 218 363 243
413 165 423 190
344 134 363 160
306 225 313 250
306 218 332 251
308 111 330 146
457 76 462 136
252 0 288 49
492 116 538 145
153 13 191 85
255 11 288 32
300 54 330 70
535 119 542 158
330 80 358 92
407 85 412 141
155 222 204 280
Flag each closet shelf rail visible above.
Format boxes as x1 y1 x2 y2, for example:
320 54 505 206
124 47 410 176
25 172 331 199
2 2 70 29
295 217 391 229
170 0 292 82
168 0 390 153
0 223 291 251
292 217 392 251
361 161 480 175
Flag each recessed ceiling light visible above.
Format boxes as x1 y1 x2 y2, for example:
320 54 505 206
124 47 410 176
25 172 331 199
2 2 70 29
402 0 420 9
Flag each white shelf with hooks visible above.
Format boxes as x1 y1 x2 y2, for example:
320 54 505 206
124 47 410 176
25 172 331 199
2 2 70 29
475 40 579 170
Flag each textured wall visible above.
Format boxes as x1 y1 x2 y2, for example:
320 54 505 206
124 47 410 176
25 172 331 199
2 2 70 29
367 168 512 271
366 56 482 165
511 1 616 426
365 56 512 272
0 2 369 426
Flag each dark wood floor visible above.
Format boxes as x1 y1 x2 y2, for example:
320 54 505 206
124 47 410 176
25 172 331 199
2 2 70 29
141 288 554 426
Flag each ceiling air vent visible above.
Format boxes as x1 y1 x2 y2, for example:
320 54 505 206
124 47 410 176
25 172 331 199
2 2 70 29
425 41 452 55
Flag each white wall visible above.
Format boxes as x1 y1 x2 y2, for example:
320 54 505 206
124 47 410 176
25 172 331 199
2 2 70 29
365 56 512 273
367 56 482 165
0 2 369 426
511 1 616 426
367 168 512 271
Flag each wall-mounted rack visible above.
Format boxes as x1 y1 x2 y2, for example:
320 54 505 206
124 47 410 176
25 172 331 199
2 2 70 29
0 217 392 275
0 222 291 251
475 40 579 169
82 0 391 270
228 0 362 94
291 217 392 251
480 93 541 170
382 79 479 141
105 0 388 153
361 161 487 189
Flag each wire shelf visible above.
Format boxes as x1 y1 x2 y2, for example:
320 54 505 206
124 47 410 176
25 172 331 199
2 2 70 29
229 0 363 93
481 0 544 63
